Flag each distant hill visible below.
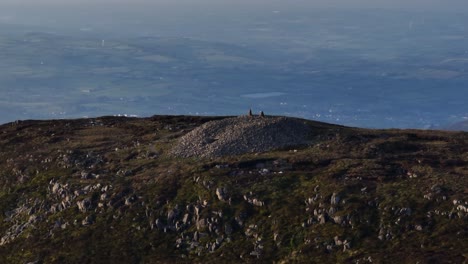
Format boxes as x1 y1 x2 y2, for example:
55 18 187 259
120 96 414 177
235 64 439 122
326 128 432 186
0 115 466 263
446 120 468 131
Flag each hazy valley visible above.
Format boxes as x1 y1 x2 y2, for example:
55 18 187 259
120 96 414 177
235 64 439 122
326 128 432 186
1 8 467 128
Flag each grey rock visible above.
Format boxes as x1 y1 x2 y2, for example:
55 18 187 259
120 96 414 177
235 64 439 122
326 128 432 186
330 193 340 205
125 196 135 206
334 236 343 246
82 215 94 226
49 204 59 214
155 218 164 230
76 198 92 213
215 187 228 202
318 213 327 224
81 171 90 179
457 205 468 213
167 207 179 223
194 205 201 218
61 222 69 229
251 198 265 207
182 213 190 225
343 240 351 252
333 215 344 225
52 183 61 194
210 242 217 252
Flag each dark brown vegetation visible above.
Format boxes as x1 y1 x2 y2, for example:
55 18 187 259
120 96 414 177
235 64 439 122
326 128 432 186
0 115 466 263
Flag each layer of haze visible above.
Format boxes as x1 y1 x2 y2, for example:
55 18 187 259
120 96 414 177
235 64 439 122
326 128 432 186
3 0 468 14
1 1 467 128
1 0 468 9
2 0 468 30
2 0 468 37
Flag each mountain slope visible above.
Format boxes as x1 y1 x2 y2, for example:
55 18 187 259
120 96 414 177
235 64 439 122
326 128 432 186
0 115 466 263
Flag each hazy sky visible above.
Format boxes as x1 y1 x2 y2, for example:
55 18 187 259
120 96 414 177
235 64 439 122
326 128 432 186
1 0 468 10
2 0 468 38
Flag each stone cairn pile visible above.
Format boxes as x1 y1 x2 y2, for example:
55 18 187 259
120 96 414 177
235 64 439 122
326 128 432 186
171 111 311 158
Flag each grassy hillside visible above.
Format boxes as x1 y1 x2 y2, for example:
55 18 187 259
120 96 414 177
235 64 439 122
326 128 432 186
0 115 466 263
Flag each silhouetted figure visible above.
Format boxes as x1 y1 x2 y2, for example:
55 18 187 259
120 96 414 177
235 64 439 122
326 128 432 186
248 109 253 117
260 111 265 117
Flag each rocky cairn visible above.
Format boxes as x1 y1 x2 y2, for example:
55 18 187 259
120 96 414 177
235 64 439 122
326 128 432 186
171 116 312 158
